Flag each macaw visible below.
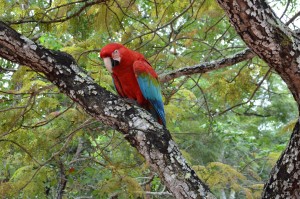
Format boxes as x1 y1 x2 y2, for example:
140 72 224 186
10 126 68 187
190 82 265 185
100 43 166 127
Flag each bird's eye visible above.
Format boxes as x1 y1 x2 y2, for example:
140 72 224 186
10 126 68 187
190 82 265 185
113 50 118 53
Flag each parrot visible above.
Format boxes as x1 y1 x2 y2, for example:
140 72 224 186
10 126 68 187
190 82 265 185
100 43 166 127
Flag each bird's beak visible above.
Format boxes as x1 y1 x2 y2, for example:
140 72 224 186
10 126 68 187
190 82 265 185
110 57 120 67
103 57 113 73
103 57 120 73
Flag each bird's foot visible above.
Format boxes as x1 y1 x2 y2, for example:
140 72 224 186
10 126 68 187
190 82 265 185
123 98 139 106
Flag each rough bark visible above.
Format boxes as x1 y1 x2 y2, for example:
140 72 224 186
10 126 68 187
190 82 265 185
159 49 255 83
216 0 300 105
263 121 300 198
216 0 300 198
0 21 215 199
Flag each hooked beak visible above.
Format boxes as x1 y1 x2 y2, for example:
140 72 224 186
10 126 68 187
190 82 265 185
103 57 120 73
111 58 120 67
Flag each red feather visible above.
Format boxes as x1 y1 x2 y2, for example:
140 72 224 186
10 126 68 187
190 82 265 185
100 43 149 106
100 43 165 126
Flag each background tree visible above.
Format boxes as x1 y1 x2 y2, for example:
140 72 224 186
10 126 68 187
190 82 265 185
0 0 299 198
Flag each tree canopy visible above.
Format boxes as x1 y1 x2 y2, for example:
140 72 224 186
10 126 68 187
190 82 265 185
1 0 300 198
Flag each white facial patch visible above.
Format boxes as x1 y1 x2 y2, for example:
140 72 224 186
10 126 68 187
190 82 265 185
103 57 113 73
112 50 121 63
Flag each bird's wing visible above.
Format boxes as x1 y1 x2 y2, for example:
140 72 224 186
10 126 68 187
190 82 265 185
112 73 125 97
133 60 166 126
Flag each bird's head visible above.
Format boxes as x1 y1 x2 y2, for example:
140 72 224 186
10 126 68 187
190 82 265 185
100 43 124 73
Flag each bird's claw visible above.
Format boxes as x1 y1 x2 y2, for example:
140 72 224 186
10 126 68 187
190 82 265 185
123 98 139 106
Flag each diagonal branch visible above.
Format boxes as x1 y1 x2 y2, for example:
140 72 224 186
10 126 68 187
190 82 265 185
8 0 108 25
216 0 300 198
286 10 300 26
216 0 300 104
56 158 67 199
0 21 216 199
159 48 255 83
216 68 272 116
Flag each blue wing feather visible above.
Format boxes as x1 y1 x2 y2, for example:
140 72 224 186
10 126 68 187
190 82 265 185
133 61 166 126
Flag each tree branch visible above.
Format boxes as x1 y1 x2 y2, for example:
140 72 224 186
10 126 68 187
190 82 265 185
216 0 300 198
7 0 108 25
216 68 272 116
0 21 215 199
0 65 16 72
216 0 300 104
159 49 255 83
286 10 300 26
56 158 67 199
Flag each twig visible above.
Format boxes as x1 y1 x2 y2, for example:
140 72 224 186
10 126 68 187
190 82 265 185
215 68 272 116
286 11 300 26
8 0 108 25
0 139 42 165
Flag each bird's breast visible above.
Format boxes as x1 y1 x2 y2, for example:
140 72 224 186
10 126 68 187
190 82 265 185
113 68 146 104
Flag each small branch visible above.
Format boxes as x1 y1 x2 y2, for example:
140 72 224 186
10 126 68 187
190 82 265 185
18 166 43 192
76 49 100 62
0 84 55 96
0 139 42 165
1 93 36 137
163 76 189 105
22 102 74 128
56 158 67 199
50 118 95 150
0 65 16 72
124 0 196 45
232 110 272 118
286 11 300 26
135 191 173 197
140 173 155 186
279 0 291 20
216 68 272 116
8 0 108 25
190 76 214 130
159 48 255 83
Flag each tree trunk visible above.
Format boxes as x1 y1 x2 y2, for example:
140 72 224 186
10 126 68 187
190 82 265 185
0 21 215 199
262 121 300 198
216 0 300 198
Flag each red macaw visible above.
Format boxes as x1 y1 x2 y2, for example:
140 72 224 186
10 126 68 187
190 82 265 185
100 43 166 127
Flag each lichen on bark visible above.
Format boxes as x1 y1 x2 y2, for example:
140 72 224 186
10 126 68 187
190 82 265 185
216 0 300 198
0 21 215 198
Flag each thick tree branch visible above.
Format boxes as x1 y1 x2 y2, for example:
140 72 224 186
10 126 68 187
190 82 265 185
216 0 300 105
159 48 255 83
0 21 215 199
216 0 300 198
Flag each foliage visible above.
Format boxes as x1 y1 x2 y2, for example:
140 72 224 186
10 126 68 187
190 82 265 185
0 0 299 198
